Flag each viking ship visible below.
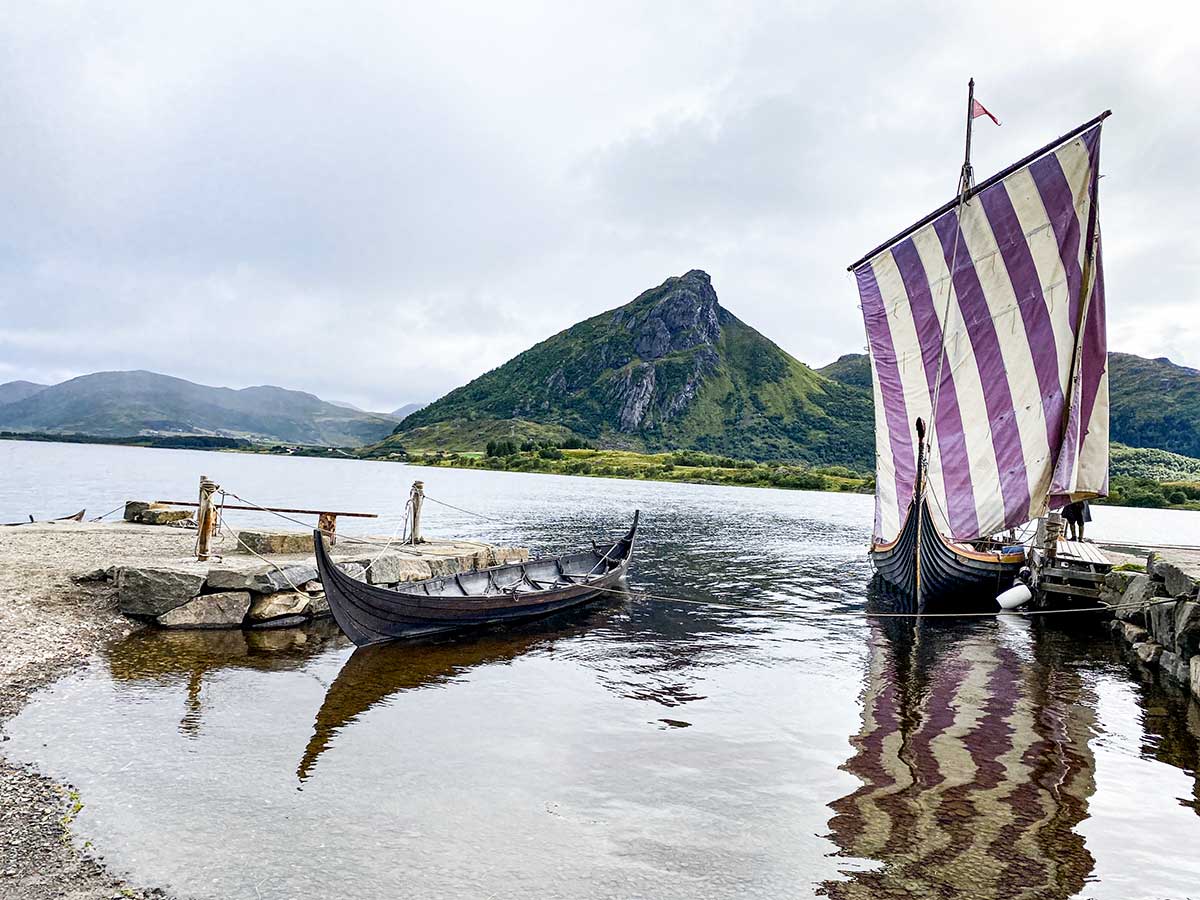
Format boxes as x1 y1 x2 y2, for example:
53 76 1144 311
313 512 638 646
848 84 1110 610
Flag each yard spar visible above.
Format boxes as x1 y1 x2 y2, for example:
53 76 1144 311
849 84 1110 610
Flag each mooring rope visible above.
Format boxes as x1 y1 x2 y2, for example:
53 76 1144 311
89 503 127 522
423 494 515 525
219 488 429 556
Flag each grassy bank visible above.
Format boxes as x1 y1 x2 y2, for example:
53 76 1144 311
395 446 875 494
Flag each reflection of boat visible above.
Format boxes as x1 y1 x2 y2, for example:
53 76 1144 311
313 513 639 646
105 620 349 737
822 592 1096 898
3 508 86 526
849 95 1111 610
297 626 571 781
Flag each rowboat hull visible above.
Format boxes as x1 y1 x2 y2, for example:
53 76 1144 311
870 499 1024 612
314 513 638 646
2 508 86 527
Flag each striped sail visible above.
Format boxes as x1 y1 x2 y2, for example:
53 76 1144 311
854 120 1107 543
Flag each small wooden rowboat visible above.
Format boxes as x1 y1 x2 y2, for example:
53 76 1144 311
313 512 639 646
2 509 86 527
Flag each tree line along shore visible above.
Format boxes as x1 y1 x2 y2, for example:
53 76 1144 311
4 430 1199 511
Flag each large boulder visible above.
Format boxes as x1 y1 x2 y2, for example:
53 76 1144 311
1135 642 1163 666
1148 599 1178 649
139 508 195 526
118 567 206 617
1100 570 1136 607
309 592 330 617
1122 622 1149 645
1116 574 1158 625
123 500 151 522
207 563 318 594
157 591 251 628
1159 650 1190 686
233 530 313 555
248 592 312 622
1174 601 1200 657
1160 562 1198 599
344 552 432 585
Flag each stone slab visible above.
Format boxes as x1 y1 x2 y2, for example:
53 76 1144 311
1122 622 1149 645
248 592 312 622
1135 642 1163 666
1148 600 1178 649
1159 649 1190 686
233 530 314 555
118 566 206 618
124 500 151 522
1115 574 1157 625
206 563 318 594
1174 601 1200 658
158 591 252 628
140 508 195 526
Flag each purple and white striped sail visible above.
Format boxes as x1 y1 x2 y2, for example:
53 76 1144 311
853 120 1107 544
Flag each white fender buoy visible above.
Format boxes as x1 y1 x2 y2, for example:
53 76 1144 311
996 583 1032 611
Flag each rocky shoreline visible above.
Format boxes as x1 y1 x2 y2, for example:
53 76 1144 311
0 524 186 898
0 520 526 899
1103 549 1200 698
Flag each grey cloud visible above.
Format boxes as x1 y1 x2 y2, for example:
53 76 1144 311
0 2 1196 412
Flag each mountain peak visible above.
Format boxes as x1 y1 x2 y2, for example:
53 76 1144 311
389 270 875 466
611 269 721 363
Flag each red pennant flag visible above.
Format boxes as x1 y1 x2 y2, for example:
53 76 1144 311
971 98 1001 126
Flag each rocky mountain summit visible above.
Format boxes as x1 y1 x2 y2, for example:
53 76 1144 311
387 270 875 466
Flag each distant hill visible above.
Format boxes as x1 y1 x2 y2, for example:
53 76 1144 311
378 270 875 467
391 402 427 420
0 371 398 447
821 351 1200 462
1107 353 1200 460
0 380 48 407
816 354 872 390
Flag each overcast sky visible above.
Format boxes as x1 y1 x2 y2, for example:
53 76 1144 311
1 1 1195 412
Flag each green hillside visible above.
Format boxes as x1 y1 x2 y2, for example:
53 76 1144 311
377 271 875 468
0 370 398 447
820 351 1200 464
1107 353 1200 459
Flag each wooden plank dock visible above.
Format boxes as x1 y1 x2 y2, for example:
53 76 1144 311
1032 539 1113 604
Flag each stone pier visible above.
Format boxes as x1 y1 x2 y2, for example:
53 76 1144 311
73 526 529 630
1101 549 1200 701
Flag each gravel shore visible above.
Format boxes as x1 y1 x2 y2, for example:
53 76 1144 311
0 522 189 899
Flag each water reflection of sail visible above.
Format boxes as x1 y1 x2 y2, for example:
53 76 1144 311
822 617 1096 899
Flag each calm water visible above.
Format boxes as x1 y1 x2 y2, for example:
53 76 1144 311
3 440 1200 899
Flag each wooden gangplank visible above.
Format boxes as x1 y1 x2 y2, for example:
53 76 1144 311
1034 539 1113 606
1057 540 1111 566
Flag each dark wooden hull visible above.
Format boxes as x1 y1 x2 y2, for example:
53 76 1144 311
314 513 638 646
871 500 1024 612
3 508 86 527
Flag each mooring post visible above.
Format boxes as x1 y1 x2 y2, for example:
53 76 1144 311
196 475 220 560
318 512 338 546
409 480 425 545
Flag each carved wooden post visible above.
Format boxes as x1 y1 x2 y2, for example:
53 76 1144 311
196 475 219 560
318 512 337 546
409 481 425 545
